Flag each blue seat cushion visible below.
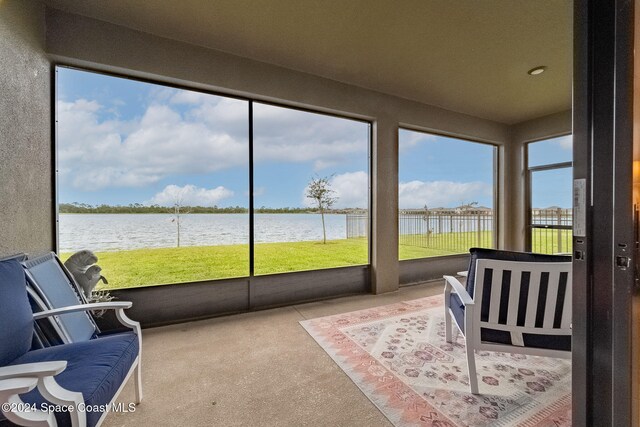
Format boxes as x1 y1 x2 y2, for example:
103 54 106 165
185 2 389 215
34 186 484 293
0 259 34 365
10 332 139 427
448 293 570 351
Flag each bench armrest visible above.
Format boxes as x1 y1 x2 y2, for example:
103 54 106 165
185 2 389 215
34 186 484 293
0 361 84 427
0 377 58 426
33 302 132 319
0 361 67 381
0 377 38 394
443 275 474 306
34 301 141 334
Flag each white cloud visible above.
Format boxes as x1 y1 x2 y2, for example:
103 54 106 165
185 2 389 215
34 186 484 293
399 180 491 209
300 174 489 210
58 93 368 193
183 95 248 138
170 90 210 105
57 98 248 191
72 167 161 190
329 171 369 208
147 184 233 207
300 174 490 209
556 135 572 150
302 171 369 209
398 129 437 152
253 103 368 170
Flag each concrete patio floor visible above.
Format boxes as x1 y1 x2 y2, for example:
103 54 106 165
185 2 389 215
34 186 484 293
103 281 443 427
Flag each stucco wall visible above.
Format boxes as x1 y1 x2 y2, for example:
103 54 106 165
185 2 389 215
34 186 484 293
0 0 52 257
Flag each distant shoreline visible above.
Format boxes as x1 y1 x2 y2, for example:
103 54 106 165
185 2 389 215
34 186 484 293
58 204 366 215
58 211 356 214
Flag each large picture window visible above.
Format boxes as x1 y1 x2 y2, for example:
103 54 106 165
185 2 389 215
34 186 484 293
56 67 250 287
398 129 496 260
55 67 370 289
253 103 370 275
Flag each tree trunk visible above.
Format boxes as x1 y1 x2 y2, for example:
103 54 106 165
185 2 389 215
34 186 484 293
321 208 327 243
175 205 181 248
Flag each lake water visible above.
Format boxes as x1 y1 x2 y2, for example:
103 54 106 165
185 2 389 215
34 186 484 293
59 213 353 252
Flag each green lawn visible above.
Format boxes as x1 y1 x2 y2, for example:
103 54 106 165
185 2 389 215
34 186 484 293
62 238 463 289
400 229 573 259
531 229 573 254
62 239 368 289
62 229 573 290
399 231 493 259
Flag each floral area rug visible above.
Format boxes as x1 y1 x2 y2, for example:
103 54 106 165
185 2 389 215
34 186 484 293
300 295 571 426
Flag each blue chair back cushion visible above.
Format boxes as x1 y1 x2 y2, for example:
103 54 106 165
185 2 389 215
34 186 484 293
11 332 139 427
23 254 97 342
465 247 571 297
0 259 34 365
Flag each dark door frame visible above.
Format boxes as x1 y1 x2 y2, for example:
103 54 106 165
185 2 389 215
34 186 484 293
573 0 634 425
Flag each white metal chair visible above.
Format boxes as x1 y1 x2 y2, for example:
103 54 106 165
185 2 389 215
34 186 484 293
444 254 572 394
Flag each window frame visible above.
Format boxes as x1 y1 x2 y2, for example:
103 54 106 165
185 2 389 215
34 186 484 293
524 135 573 253
397 126 500 260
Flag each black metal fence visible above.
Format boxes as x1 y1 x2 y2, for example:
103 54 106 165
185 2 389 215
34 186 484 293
346 213 369 239
346 208 494 254
346 207 573 255
530 208 572 254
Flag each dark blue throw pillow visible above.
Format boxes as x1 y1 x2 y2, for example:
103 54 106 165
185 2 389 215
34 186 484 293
0 258 33 365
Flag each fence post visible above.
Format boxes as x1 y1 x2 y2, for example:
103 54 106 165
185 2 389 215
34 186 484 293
346 214 349 239
556 208 563 253
425 208 430 246
451 214 455 250
476 213 481 247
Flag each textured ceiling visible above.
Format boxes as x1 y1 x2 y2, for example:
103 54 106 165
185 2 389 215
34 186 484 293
44 0 572 124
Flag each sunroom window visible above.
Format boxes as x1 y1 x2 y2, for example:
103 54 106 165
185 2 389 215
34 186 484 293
397 129 497 260
526 135 573 254
55 66 371 289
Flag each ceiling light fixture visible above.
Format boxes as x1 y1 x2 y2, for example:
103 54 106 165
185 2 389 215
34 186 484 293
528 66 547 76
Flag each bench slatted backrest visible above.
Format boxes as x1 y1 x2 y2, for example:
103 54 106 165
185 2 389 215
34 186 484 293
22 253 97 343
473 258 572 349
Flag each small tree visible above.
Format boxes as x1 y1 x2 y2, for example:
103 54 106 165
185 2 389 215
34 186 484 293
306 176 338 244
170 191 190 247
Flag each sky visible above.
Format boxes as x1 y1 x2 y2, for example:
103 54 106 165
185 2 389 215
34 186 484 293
56 67 573 210
399 130 495 208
